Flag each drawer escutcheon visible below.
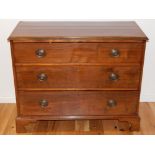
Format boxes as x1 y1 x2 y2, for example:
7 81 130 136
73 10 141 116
39 99 48 108
111 49 120 57
35 49 46 58
109 73 119 81
37 73 48 81
107 99 117 107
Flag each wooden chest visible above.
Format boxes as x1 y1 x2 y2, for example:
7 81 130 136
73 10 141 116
8 21 148 133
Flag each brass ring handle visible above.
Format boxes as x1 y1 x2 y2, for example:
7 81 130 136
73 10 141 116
107 99 117 107
37 73 48 81
35 49 46 58
39 99 48 107
111 49 120 57
109 73 119 81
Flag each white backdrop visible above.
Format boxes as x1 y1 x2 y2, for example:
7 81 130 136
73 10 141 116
0 19 155 103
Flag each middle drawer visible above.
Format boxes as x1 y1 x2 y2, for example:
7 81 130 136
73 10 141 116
16 65 140 90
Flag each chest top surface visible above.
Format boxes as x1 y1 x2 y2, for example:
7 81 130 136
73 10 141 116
8 21 148 42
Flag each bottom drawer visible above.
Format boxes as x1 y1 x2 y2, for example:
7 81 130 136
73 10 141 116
18 91 139 116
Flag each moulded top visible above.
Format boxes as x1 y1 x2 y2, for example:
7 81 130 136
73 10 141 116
8 21 148 42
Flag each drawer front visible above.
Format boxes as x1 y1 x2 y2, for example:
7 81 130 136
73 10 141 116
16 65 140 89
18 91 139 116
13 42 144 63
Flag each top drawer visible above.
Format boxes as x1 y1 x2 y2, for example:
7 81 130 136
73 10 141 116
12 42 144 64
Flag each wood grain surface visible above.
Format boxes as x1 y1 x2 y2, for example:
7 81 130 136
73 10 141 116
8 21 148 41
16 65 141 89
13 42 144 63
18 91 139 116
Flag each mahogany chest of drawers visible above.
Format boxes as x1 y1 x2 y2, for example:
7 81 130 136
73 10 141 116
9 21 148 133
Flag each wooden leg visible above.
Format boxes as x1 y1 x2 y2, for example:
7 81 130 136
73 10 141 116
16 117 37 133
117 116 140 131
